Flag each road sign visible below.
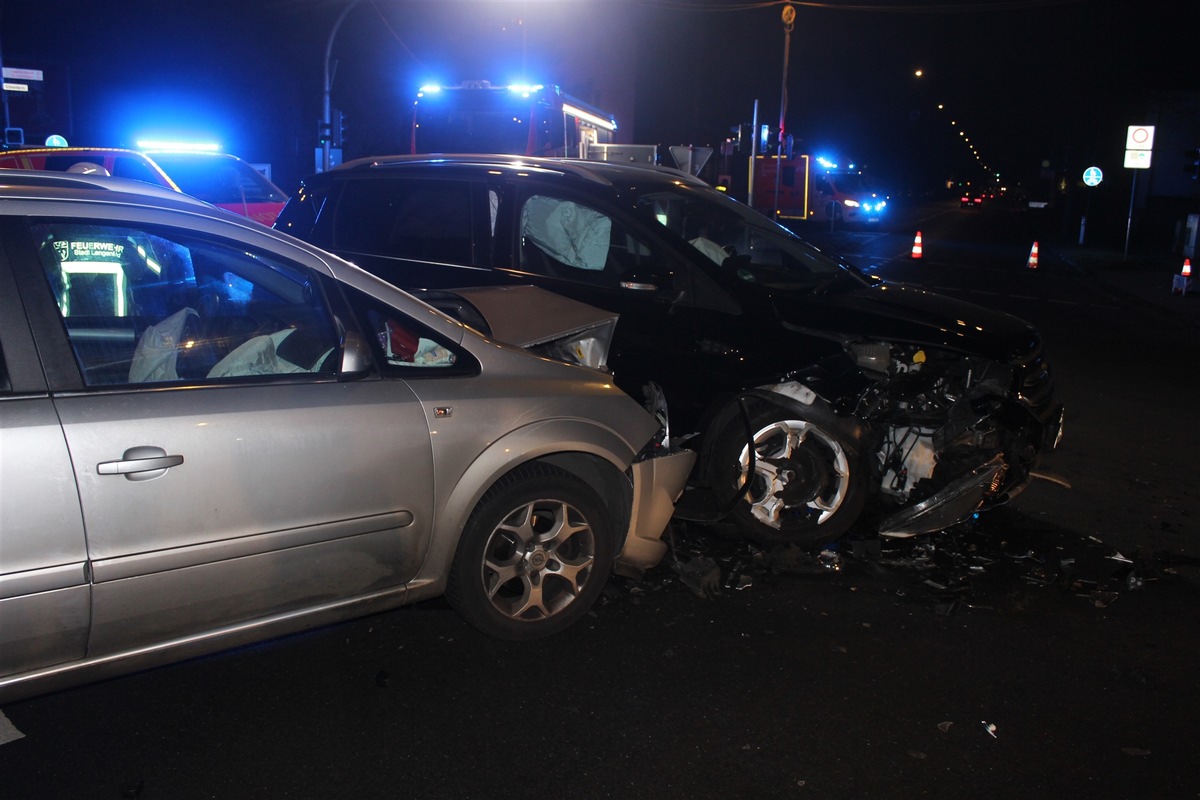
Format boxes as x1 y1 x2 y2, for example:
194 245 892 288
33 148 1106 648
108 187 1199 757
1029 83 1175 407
1082 166 1103 186
1126 125 1155 150
1 67 43 82
1124 149 1153 169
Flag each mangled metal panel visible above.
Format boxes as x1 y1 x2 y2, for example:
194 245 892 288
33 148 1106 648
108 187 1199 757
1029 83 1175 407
430 285 618 371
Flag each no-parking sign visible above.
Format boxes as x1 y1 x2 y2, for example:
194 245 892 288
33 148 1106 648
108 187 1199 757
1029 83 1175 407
1126 125 1155 150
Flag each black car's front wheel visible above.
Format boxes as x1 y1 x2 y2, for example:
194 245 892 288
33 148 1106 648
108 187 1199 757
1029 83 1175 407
714 404 866 548
446 464 614 640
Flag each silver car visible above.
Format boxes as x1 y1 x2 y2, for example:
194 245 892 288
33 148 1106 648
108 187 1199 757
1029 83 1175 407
0 171 693 703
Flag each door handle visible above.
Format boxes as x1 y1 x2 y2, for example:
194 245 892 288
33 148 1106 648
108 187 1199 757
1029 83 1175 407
98 446 184 482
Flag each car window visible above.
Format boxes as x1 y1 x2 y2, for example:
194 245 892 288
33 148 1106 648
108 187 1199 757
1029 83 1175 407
0 152 168 187
635 189 844 284
33 222 340 386
330 177 475 266
110 155 173 187
517 192 653 285
340 285 472 375
42 155 106 174
148 154 288 205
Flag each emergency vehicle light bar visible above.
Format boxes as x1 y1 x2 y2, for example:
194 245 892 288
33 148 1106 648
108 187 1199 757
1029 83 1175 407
562 103 617 132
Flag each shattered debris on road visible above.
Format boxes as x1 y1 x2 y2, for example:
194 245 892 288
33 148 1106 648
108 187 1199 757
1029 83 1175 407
616 511 1198 615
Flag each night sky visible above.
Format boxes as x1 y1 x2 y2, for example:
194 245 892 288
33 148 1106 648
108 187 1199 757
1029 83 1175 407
1 0 1197 196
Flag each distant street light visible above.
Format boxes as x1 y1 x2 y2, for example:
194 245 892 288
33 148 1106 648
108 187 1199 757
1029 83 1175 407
323 0 364 172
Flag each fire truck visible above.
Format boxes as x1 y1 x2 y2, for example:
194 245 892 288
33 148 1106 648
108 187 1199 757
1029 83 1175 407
410 81 619 158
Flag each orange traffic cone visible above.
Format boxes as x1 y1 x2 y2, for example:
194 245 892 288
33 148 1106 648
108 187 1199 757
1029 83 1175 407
1175 259 1194 296
911 231 923 259
1027 241 1039 269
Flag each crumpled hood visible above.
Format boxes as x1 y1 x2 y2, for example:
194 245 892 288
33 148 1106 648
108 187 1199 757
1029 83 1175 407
771 280 1042 363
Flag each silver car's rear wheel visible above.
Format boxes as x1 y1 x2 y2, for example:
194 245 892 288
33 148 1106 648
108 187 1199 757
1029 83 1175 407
446 464 614 640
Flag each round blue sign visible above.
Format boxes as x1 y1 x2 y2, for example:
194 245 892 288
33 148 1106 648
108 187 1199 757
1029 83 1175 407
1083 166 1103 187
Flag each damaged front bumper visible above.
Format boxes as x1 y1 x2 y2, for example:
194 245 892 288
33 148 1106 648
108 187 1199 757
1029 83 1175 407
617 448 697 577
879 403 1066 538
879 455 1007 537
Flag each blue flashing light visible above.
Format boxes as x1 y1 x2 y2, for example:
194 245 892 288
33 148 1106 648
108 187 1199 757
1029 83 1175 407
45 134 69 147
136 139 220 152
506 84 544 94
816 156 838 169
418 84 442 95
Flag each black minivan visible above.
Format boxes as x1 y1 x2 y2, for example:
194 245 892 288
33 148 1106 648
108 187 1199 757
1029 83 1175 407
276 155 1063 547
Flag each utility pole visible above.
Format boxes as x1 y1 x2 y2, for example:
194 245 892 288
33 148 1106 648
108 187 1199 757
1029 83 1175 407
747 99 758 205
323 0 363 172
773 4 795 220
0 15 11 138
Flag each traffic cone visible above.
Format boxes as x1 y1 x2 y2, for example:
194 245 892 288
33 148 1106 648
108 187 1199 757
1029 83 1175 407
1177 258 1195 296
911 231 923 259
1027 241 1039 270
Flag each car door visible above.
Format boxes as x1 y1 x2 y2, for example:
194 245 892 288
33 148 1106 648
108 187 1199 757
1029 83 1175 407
500 180 717 420
13 216 437 658
0 251 90 680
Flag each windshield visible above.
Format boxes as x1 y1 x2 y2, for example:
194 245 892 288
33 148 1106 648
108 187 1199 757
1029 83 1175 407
828 172 870 193
413 90 561 155
634 185 850 288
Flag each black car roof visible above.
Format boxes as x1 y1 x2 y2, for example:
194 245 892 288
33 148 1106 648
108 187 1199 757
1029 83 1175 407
329 154 703 190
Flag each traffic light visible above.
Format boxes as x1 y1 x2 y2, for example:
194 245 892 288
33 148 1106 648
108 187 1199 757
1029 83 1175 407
332 110 347 148
1187 148 1200 179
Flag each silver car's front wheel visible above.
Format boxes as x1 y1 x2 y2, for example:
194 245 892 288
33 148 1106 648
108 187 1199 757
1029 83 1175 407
446 464 614 640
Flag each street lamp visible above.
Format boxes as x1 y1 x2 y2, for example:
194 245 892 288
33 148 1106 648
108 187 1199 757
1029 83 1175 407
323 0 363 172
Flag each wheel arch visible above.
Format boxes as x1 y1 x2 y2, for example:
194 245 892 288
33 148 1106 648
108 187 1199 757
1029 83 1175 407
414 420 636 592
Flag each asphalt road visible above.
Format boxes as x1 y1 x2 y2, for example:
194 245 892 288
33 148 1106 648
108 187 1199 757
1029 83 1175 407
3 200 1198 800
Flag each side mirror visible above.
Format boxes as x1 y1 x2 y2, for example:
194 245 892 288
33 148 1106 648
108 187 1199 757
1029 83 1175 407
724 253 751 270
338 330 372 379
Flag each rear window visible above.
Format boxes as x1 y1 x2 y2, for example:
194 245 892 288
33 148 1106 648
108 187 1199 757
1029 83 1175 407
0 152 170 187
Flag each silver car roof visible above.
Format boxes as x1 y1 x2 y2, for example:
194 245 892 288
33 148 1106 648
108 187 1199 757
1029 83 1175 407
0 168 202 206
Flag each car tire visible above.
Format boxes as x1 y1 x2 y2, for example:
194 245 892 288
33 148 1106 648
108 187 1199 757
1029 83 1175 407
714 403 867 548
445 464 614 640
